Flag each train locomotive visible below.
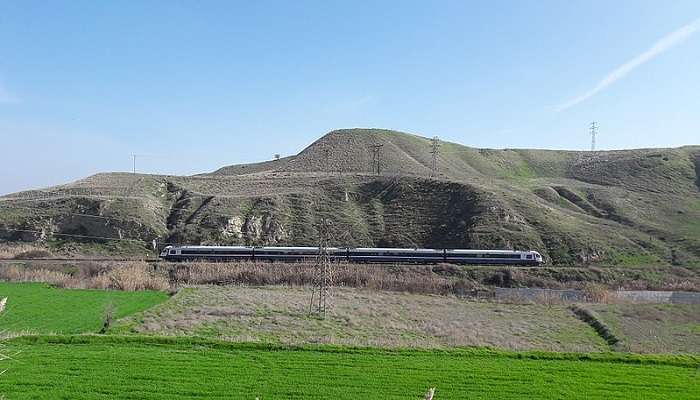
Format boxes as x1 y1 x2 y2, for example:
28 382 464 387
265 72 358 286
160 246 543 266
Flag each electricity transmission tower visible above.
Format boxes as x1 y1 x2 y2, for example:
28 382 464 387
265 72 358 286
590 122 599 151
370 143 384 175
429 136 440 178
309 218 333 319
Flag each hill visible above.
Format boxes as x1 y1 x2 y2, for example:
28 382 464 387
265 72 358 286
1 128 699 265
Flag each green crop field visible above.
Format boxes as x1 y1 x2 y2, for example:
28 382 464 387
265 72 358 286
0 282 168 334
0 336 698 399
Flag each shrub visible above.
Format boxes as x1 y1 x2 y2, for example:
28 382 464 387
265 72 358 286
99 303 116 334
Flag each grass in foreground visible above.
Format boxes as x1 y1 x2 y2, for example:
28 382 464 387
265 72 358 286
0 282 168 334
0 336 697 400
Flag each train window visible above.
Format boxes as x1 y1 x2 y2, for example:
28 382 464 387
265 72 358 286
169 250 177 255
484 254 520 259
526 255 533 259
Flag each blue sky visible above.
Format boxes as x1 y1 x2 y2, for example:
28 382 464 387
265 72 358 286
1 0 699 194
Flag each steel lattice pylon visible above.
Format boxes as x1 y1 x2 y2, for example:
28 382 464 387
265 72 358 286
309 218 333 319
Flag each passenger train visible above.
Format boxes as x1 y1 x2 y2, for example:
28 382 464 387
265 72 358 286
160 246 543 266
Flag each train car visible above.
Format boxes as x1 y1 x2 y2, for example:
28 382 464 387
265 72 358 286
160 245 543 266
348 247 445 263
161 245 254 262
445 249 542 265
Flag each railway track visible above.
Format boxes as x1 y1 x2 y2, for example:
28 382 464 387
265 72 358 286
0 258 557 269
1 258 162 263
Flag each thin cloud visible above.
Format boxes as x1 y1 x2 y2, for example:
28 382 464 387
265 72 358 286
557 17 700 112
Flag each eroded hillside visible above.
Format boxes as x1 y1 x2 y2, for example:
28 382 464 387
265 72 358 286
1 129 699 265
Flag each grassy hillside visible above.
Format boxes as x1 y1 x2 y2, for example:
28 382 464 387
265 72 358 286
0 336 697 399
1 128 698 265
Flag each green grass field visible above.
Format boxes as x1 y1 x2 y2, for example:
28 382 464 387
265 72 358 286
0 282 168 334
0 336 697 399
0 283 698 399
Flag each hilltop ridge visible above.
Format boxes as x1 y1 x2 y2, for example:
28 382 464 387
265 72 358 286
1 128 699 266
208 129 700 188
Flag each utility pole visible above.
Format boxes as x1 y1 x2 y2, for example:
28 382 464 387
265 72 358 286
132 154 137 175
370 143 384 176
590 122 598 151
309 218 333 319
429 136 440 178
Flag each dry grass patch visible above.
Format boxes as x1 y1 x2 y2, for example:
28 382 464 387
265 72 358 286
0 262 168 292
170 261 482 296
0 244 51 260
589 304 700 353
1 261 483 295
116 285 608 352
3 261 700 296
106 264 169 291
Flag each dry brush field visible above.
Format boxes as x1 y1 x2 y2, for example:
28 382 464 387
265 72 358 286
111 285 699 353
2 260 699 294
